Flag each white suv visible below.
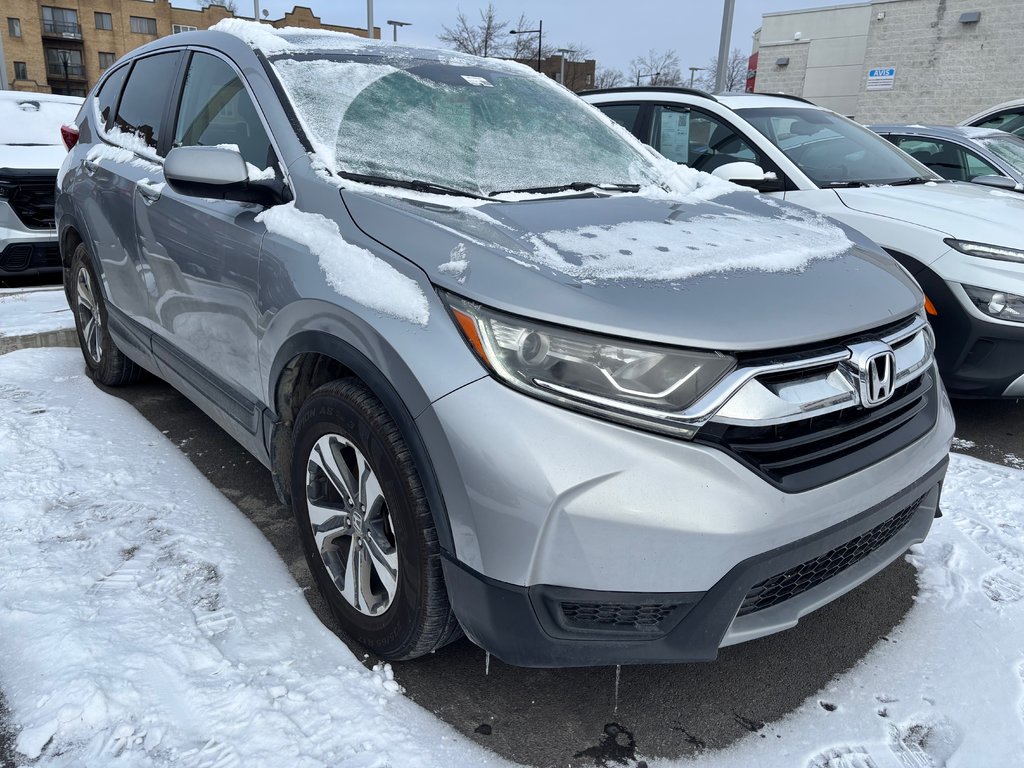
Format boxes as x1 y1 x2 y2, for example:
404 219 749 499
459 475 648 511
0 91 81 281
583 89 1024 398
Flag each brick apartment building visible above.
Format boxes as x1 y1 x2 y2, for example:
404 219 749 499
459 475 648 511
1 1 378 95
526 53 596 93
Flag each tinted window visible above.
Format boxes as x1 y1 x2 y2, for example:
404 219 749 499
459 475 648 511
596 104 641 135
96 63 129 128
173 52 276 173
976 110 1024 138
114 52 180 151
650 105 758 171
894 137 997 182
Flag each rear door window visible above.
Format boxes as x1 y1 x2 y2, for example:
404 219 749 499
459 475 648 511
113 51 181 152
649 105 758 171
595 103 642 136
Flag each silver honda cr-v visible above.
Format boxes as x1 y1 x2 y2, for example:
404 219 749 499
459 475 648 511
56 21 953 667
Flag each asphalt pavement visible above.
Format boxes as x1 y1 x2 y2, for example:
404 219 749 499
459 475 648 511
2 336 1022 767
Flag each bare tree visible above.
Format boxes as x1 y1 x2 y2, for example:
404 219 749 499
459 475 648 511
438 4 508 57
594 68 624 89
628 49 683 87
695 47 748 93
196 0 238 11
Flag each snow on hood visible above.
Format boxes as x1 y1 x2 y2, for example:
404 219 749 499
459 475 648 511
255 202 429 325
835 181 1024 247
0 95 80 148
525 204 853 282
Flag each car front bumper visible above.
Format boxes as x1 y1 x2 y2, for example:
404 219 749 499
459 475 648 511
418 371 954 666
1 202 60 278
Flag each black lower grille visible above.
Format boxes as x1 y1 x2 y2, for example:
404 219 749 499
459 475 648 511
560 600 680 632
738 494 925 616
1 172 57 229
0 242 61 273
696 371 937 492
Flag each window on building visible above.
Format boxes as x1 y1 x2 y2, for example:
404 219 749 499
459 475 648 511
41 7 80 37
45 48 85 79
172 24 198 34
130 16 158 35
95 12 112 30
115 51 182 151
173 52 276 173
7 18 21 38
14 62 28 80
99 51 116 70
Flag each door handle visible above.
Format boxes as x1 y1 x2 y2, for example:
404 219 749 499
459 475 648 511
137 180 163 204
82 159 99 176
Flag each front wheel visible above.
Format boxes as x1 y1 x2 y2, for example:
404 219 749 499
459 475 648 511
291 379 459 660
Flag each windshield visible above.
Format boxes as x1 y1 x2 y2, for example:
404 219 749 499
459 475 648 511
978 135 1024 176
735 106 936 187
0 98 80 146
270 54 660 196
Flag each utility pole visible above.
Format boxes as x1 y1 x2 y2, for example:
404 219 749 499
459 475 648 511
366 0 373 39
253 1 260 21
715 0 735 93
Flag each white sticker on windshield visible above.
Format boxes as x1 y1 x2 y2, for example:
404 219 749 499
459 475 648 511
461 75 494 87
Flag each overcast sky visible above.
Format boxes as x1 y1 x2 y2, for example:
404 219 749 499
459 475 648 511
232 1 864 74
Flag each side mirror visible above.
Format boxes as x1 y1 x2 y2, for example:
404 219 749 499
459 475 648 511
164 145 288 206
970 174 1020 192
712 161 767 184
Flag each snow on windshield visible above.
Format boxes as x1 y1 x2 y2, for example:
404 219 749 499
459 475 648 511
270 55 658 197
0 97 79 146
980 136 1024 175
526 205 854 281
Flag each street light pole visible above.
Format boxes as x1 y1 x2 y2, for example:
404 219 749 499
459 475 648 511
557 47 573 86
688 67 705 87
715 0 736 93
636 70 659 86
386 20 411 42
509 22 543 74
366 0 373 39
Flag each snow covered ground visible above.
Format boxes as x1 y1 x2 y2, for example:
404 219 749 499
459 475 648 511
1 347 1023 767
0 287 74 338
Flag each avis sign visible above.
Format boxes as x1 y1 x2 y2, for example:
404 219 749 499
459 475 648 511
867 67 896 91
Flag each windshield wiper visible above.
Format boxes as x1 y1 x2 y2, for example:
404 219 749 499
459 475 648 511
824 180 872 188
887 176 936 186
488 181 641 197
338 172 486 200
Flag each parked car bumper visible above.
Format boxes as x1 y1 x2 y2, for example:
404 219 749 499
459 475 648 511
419 372 954 666
0 202 61 278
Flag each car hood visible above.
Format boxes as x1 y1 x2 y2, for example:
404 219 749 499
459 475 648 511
343 189 922 352
0 144 68 171
835 182 1024 245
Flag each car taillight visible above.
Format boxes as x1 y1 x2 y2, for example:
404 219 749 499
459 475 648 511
61 124 79 151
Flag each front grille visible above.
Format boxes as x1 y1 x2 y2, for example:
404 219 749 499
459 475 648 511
738 494 926 617
2 173 58 229
559 600 680 632
0 242 61 273
696 370 937 493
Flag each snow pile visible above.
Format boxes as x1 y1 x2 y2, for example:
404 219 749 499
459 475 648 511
437 243 469 283
0 287 74 337
0 348 509 768
526 205 854 282
255 202 429 326
0 95 80 146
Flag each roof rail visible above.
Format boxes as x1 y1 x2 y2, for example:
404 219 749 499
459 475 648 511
578 86 718 102
724 91 815 105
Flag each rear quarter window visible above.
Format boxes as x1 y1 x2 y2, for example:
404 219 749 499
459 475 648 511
95 63 129 129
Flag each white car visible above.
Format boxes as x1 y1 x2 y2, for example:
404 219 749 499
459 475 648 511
960 99 1024 139
582 88 1024 398
0 91 82 281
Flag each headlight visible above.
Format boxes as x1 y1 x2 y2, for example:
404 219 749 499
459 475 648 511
443 292 736 437
944 239 1024 264
962 284 1024 323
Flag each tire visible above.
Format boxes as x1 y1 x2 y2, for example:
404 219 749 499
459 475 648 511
69 243 143 387
291 378 459 660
